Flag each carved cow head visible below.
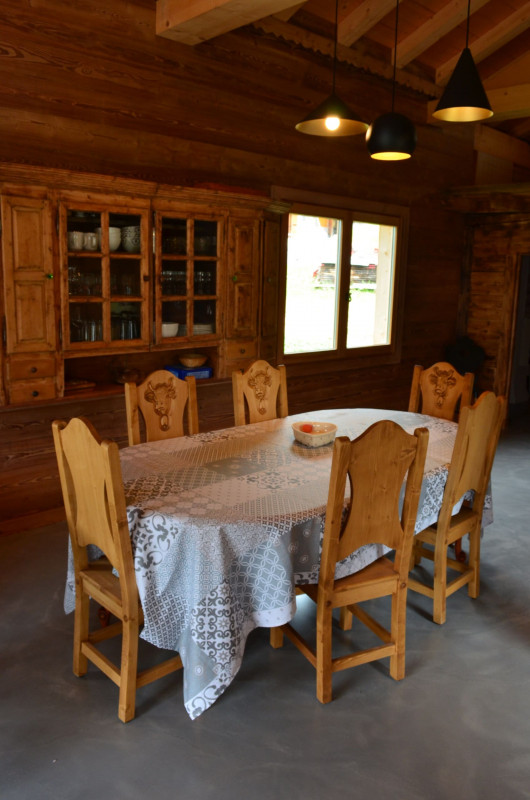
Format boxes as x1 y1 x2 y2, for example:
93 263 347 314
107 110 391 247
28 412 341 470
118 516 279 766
429 367 457 407
143 378 177 431
248 368 272 415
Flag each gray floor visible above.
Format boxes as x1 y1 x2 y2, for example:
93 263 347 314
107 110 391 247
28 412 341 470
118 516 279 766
2 414 530 800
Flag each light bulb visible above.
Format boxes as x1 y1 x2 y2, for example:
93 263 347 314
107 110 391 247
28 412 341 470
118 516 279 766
325 116 340 131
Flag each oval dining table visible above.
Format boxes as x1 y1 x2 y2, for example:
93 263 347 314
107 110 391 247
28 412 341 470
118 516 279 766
64 407 492 719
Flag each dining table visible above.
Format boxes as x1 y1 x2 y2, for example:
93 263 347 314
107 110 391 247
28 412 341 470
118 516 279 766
64 407 493 719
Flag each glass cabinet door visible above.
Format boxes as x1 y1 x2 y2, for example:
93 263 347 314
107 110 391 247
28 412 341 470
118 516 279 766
155 213 220 342
61 205 149 350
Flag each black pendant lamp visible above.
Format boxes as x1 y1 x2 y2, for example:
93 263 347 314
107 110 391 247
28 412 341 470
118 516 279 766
296 0 368 137
366 0 416 160
432 0 493 122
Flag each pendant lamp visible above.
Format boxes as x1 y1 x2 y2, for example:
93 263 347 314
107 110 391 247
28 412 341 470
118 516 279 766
432 0 493 122
296 0 368 136
366 0 416 160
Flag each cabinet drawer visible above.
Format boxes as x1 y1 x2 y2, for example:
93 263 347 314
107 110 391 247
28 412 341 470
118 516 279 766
224 340 257 361
8 378 57 404
8 354 56 380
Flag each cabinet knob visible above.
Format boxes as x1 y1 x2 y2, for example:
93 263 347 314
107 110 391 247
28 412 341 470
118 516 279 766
32 390 39 397
240 348 246 354
30 366 37 374
231 274 238 283
46 273 54 279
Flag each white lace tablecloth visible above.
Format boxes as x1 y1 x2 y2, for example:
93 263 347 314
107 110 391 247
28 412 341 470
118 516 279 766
64 408 491 719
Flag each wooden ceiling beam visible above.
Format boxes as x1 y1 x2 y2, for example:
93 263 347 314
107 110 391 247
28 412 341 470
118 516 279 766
338 0 398 48
436 2 530 84
273 3 306 23
395 0 490 69
156 0 302 45
473 126 530 170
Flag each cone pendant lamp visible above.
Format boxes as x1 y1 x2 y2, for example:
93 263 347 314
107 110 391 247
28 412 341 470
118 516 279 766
432 0 493 122
296 0 368 136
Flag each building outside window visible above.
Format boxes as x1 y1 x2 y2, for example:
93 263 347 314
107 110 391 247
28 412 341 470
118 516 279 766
281 202 406 363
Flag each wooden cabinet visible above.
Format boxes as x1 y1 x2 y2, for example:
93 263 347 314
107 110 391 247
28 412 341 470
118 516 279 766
153 210 222 345
0 173 285 406
59 199 151 352
1 193 60 404
219 217 261 378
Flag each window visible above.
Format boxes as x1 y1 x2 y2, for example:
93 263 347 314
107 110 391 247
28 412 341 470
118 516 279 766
281 200 406 362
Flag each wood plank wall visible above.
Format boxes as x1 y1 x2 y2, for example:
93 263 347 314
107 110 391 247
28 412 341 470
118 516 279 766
0 0 479 525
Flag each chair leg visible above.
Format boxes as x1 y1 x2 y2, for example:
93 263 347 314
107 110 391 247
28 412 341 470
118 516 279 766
270 627 284 648
316 602 333 704
118 617 139 723
411 538 422 568
433 540 448 625
389 588 407 680
73 589 90 676
339 607 353 630
468 524 481 599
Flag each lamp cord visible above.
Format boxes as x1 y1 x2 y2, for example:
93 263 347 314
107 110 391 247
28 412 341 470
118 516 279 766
391 0 399 112
332 0 338 94
465 0 471 48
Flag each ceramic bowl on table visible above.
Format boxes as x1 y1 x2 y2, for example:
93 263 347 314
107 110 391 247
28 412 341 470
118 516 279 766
292 421 338 448
179 353 207 368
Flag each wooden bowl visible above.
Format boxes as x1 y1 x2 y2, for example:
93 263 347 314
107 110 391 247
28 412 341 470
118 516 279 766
179 353 207 368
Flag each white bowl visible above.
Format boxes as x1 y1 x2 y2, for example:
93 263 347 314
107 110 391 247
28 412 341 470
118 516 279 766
95 227 121 251
292 421 338 448
162 323 179 338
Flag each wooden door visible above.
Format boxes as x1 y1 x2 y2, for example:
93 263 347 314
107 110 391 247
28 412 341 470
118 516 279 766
1 195 56 354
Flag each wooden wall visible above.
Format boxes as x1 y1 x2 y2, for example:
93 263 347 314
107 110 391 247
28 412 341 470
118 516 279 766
0 0 480 525
466 213 530 397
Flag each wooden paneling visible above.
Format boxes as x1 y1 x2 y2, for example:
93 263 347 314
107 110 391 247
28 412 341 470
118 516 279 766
0 0 492 524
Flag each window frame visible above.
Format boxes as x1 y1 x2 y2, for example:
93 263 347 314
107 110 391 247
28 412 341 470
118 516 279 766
275 188 409 370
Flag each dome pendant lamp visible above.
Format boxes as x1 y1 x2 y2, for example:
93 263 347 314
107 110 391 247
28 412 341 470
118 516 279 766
366 0 416 160
432 0 493 122
295 0 368 136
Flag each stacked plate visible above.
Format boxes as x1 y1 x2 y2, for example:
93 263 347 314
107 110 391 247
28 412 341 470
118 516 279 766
193 324 213 334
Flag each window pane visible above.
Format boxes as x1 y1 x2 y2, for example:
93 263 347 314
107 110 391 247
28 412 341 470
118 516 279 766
284 214 340 355
347 222 396 349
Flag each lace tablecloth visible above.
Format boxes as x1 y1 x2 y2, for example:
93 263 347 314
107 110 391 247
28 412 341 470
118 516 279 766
64 408 490 719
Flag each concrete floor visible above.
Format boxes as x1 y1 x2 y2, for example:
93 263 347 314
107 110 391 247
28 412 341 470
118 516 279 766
1 414 530 800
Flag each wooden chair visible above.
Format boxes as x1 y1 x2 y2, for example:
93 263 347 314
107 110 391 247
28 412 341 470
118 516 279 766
408 361 474 421
52 416 182 722
270 420 429 704
408 391 506 625
125 369 199 446
232 359 288 426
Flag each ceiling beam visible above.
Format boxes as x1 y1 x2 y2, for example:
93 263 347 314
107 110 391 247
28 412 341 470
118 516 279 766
338 0 398 48
395 0 490 69
156 0 302 45
273 3 306 23
473 125 530 170
435 2 530 84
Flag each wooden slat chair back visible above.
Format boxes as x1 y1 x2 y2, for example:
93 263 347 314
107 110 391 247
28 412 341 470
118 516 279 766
125 369 199 446
408 391 506 624
408 361 474 420
271 420 429 704
52 416 182 722
232 359 288 426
